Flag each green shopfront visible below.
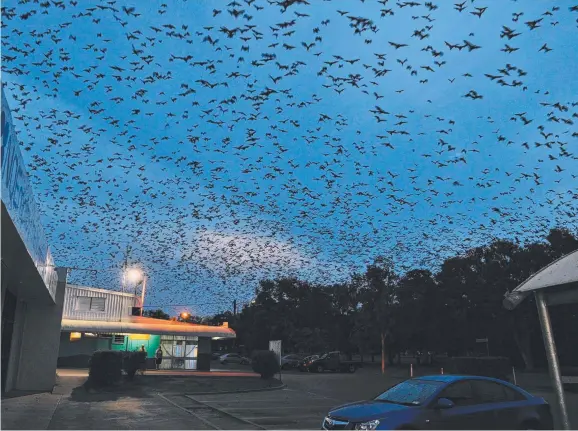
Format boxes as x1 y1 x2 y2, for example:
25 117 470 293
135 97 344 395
110 334 200 370
59 314 235 371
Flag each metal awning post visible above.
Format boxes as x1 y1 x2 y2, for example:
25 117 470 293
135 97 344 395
534 290 571 430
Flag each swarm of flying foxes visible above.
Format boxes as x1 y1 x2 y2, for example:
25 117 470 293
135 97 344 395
1 0 576 314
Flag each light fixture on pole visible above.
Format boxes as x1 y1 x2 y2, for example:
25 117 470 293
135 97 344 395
124 267 147 316
126 267 144 284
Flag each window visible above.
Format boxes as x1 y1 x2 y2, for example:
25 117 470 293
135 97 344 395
75 296 105 312
438 381 476 406
504 386 527 402
375 379 444 406
75 297 91 311
113 335 125 344
473 381 525 403
90 297 105 311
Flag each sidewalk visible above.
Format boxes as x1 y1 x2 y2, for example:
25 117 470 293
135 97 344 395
57 367 259 378
1 392 63 430
2 370 279 430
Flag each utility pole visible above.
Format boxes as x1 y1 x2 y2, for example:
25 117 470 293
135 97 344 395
120 245 131 322
140 276 147 316
232 299 237 352
121 245 132 293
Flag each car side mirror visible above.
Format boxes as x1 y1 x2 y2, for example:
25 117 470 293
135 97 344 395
435 398 455 410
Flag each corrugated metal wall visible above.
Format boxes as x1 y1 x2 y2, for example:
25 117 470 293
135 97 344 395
63 285 140 321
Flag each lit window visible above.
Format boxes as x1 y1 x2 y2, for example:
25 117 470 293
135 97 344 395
70 332 82 341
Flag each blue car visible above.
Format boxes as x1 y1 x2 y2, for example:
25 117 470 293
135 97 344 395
322 375 553 430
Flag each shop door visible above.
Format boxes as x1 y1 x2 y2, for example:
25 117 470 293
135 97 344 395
159 338 174 370
172 340 185 369
185 342 197 370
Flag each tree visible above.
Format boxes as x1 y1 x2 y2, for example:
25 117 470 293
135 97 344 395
143 309 170 320
394 269 437 352
360 256 398 374
220 228 578 371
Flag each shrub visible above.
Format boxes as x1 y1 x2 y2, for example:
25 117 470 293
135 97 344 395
441 356 511 381
123 351 146 380
251 350 280 379
87 350 123 387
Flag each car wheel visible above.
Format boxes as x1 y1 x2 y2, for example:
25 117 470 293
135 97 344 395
316 365 324 373
348 364 356 373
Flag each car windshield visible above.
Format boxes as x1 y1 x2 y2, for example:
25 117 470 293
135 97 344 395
374 380 444 406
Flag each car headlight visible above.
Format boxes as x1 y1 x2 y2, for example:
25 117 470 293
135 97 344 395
355 420 380 430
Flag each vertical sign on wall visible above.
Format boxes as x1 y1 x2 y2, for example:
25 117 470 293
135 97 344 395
269 340 282 366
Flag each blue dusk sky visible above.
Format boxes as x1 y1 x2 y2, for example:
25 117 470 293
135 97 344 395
1 0 577 316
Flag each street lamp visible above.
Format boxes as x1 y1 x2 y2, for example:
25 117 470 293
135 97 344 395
180 312 190 321
126 267 144 284
123 267 147 317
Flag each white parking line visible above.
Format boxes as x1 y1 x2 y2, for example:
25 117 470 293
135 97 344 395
241 415 323 421
282 387 343 402
218 405 334 411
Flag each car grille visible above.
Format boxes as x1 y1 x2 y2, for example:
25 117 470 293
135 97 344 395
323 416 349 430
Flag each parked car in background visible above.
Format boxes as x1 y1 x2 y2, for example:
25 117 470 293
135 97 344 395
307 351 363 373
298 355 320 371
219 353 250 365
281 354 304 369
322 375 553 430
211 352 221 360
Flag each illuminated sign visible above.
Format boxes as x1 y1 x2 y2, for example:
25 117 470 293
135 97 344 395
129 334 150 340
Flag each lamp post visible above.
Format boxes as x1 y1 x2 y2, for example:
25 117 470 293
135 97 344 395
125 267 147 317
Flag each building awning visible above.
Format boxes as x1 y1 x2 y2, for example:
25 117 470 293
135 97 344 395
61 316 236 339
513 249 578 294
503 250 578 310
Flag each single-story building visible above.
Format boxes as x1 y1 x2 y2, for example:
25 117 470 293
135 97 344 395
1 88 67 393
58 284 236 371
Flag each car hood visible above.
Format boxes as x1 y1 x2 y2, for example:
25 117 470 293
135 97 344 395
329 400 410 421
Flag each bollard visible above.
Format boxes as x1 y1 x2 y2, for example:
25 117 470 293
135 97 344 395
440 367 444 375
410 363 413 377
512 366 517 385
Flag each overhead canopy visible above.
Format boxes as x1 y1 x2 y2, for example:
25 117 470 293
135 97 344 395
504 250 578 310
514 250 578 293
61 315 236 339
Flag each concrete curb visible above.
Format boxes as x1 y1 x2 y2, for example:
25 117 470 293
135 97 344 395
186 383 286 396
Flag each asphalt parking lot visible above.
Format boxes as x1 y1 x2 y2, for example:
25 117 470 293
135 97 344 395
208 364 578 430
190 366 407 429
189 388 339 429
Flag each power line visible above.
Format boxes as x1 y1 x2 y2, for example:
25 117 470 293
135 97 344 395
142 303 229 308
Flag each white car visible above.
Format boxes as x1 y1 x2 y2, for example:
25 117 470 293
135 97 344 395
219 353 250 365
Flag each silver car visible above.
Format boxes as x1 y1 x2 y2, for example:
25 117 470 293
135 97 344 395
219 353 250 365
281 354 304 369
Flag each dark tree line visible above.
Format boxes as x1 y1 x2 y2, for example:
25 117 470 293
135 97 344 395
228 228 578 372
